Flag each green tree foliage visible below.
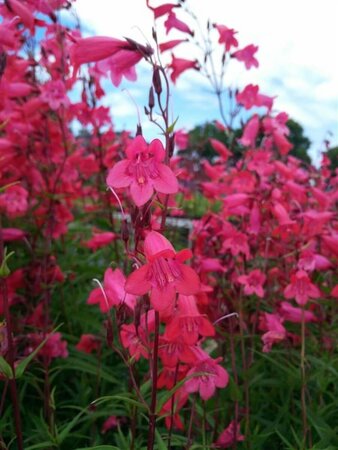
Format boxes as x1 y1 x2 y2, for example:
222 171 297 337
286 119 311 164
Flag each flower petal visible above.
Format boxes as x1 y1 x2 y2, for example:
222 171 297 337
130 180 153 206
106 160 132 188
153 164 178 194
149 139 165 162
125 265 151 295
175 265 200 295
150 285 176 311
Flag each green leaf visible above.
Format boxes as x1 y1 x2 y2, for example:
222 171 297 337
155 428 167 450
167 116 179 134
0 356 13 379
75 447 120 450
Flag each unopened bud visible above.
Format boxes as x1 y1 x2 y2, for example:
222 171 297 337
148 86 155 109
0 52 7 80
168 135 175 158
136 124 142 136
0 321 8 356
152 27 157 43
152 66 162 95
121 219 129 245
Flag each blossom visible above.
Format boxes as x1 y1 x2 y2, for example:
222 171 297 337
284 270 321 306
169 54 199 83
87 268 136 312
40 80 69 110
164 12 193 36
260 313 286 353
0 185 28 218
146 0 180 19
84 230 117 251
209 138 232 161
165 295 214 345
184 350 229 400
279 302 317 323
236 84 274 111
125 231 200 311
238 114 259 147
106 135 178 207
76 334 101 354
159 39 188 53
237 269 266 298
214 24 238 52
232 44 259 69
69 36 153 80
214 420 245 448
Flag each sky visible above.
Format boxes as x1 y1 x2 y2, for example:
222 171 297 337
69 0 338 163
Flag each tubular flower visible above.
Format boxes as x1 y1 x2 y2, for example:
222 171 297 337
106 135 178 206
125 231 200 311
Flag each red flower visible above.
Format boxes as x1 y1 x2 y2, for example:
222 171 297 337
184 350 229 400
284 270 321 306
214 24 238 52
76 334 101 354
87 268 136 313
125 231 200 311
164 12 193 36
169 54 199 83
232 44 259 69
165 295 214 344
260 313 286 353
106 135 178 207
214 420 245 448
237 269 266 298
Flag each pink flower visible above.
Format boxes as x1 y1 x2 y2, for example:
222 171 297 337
232 44 259 69
146 0 180 19
101 416 120 434
125 231 200 311
184 351 229 400
159 38 188 53
214 24 238 52
164 12 193 36
69 36 153 80
209 138 232 161
279 302 317 323
84 230 117 251
106 135 178 207
87 268 136 312
237 269 266 298
238 114 259 147
169 54 199 83
214 420 245 448
76 334 101 354
165 295 215 345
40 80 69 110
236 84 274 111
284 270 321 306
261 313 286 353
0 185 28 218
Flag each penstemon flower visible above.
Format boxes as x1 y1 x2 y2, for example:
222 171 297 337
106 135 178 206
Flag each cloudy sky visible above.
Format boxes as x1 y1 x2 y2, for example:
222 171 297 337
70 0 338 162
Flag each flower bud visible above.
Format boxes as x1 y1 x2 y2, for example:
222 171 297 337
152 66 162 95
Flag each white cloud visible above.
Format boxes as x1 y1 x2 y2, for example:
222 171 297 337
73 0 338 159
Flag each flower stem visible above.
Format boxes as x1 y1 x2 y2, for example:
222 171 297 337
147 310 160 450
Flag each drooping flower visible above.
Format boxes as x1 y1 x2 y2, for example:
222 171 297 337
232 44 259 69
69 36 153 80
165 295 215 344
184 349 229 400
164 12 193 36
76 334 101 354
146 0 181 19
214 420 245 448
125 231 200 311
40 80 69 110
214 24 238 52
284 270 321 306
87 268 136 312
236 84 274 111
169 54 199 83
237 269 266 298
106 135 178 207
260 313 286 353
238 114 260 147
